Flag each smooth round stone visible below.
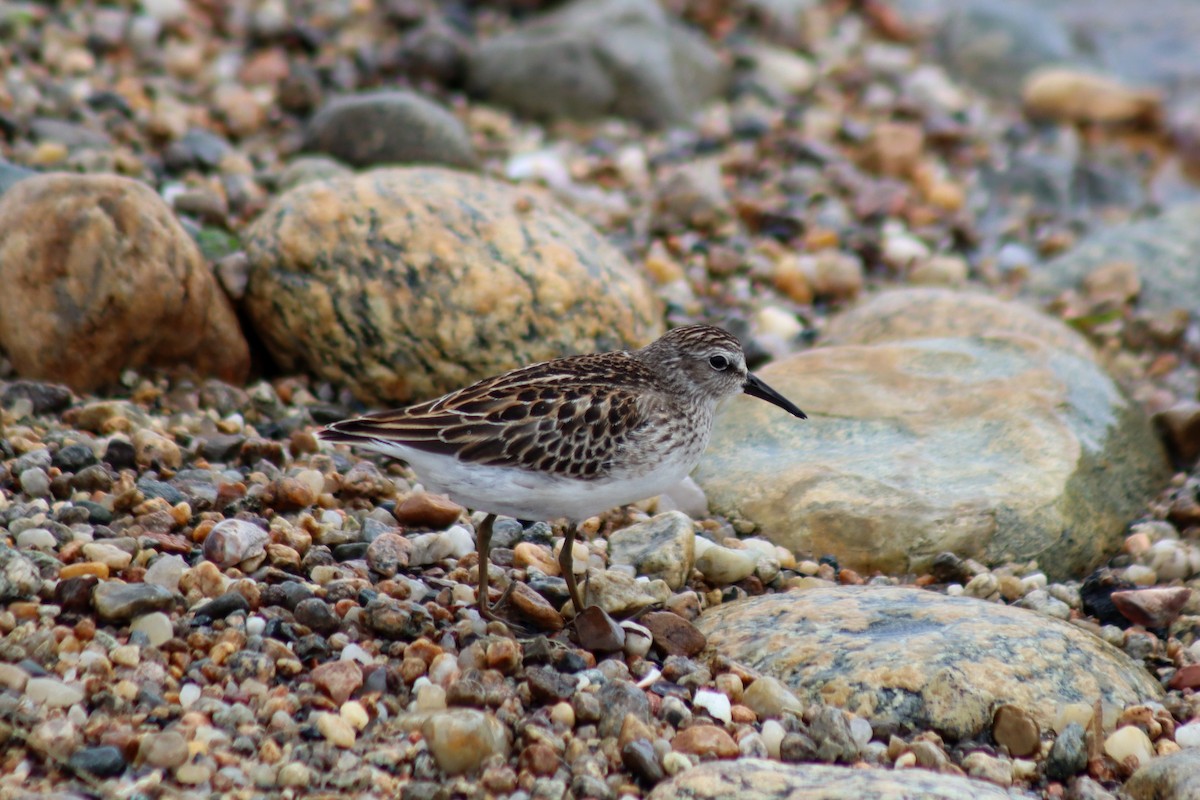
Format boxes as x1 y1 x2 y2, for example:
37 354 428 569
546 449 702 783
696 289 1167 580
18 468 51 498
396 709 511 776
608 511 695 590
693 543 757 585
697 587 1162 740
138 729 188 768
68 745 127 778
130 611 173 647
0 173 249 392
646 758 1021 800
242 167 662 405
302 90 477 170
16 527 56 550
466 0 726 128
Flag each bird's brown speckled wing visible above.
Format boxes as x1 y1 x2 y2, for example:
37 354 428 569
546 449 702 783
322 352 662 479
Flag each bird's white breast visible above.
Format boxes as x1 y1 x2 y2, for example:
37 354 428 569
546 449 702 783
354 438 705 522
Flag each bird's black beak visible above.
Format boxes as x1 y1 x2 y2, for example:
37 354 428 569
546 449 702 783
743 373 807 419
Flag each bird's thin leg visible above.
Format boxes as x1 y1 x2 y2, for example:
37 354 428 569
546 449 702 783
559 523 587 614
476 513 501 621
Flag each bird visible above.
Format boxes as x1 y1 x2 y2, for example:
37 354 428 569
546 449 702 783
317 324 806 622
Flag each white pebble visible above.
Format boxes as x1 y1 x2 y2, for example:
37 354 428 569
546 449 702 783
622 621 652 659
144 554 186 592
849 715 873 746
761 719 785 759
179 683 202 708
245 615 266 637
1104 726 1153 767
1176 722 1200 748
340 643 372 664
693 688 732 724
19 468 51 498
130 612 173 647
16 528 56 550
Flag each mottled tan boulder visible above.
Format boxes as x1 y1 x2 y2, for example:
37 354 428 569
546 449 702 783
647 758 1031 800
698 587 1162 740
695 289 1167 579
0 173 249 392
243 167 663 404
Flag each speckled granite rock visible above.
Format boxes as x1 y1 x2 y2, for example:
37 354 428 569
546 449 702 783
467 0 727 128
695 289 1167 579
302 90 477 169
1125 749 1200 800
242 167 664 404
1029 202 1200 315
646 758 1034 800
698 586 1163 739
0 173 250 392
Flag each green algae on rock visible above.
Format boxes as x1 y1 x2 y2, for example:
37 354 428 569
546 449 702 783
242 166 664 405
698 586 1163 740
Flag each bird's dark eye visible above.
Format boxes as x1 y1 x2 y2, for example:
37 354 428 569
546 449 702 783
709 354 729 371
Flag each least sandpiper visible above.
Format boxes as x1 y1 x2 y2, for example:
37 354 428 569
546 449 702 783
319 324 805 621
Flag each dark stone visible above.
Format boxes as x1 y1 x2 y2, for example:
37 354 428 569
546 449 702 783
333 542 370 561
1 380 73 414
75 500 113 525
52 443 98 472
622 738 664 786
68 745 127 777
265 581 314 610
1081 568 1137 628
294 597 340 636
294 633 331 661
103 439 137 470
364 597 434 640
525 665 577 704
136 477 185 506
70 464 114 493
1047 722 1088 781
192 591 251 623
55 576 99 614
930 551 973 584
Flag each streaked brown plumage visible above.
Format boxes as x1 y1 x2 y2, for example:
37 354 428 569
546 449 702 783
320 324 805 621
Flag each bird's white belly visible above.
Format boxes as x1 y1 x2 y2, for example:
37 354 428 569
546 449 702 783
390 445 700 522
